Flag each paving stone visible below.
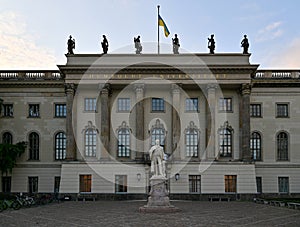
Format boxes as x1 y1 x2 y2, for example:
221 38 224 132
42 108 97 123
0 201 299 227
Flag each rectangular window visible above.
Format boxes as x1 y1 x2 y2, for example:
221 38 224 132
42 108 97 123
250 104 262 117
189 175 201 193
115 175 127 193
276 103 289 118
278 177 289 194
219 98 232 112
54 176 61 193
84 98 96 112
2 104 13 117
79 175 92 193
185 98 199 112
151 98 165 112
224 175 237 193
2 176 11 193
256 177 262 194
185 130 199 157
55 104 66 117
28 104 40 117
28 176 38 193
117 98 130 112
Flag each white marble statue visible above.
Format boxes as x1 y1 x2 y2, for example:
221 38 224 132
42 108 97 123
149 139 166 177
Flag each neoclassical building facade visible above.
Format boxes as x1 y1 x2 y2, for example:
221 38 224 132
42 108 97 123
0 53 299 199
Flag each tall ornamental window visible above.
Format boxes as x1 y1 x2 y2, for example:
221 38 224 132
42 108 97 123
29 132 39 160
185 121 199 157
55 132 66 160
250 132 262 161
277 132 288 161
2 132 13 144
150 119 165 147
85 129 97 157
117 122 130 157
219 121 233 157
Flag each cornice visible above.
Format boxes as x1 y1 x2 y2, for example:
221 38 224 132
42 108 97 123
252 80 300 87
0 81 65 88
58 65 259 75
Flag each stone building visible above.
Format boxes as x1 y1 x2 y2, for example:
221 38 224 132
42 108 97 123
0 53 299 200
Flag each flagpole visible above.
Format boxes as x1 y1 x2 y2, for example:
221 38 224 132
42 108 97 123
157 5 160 54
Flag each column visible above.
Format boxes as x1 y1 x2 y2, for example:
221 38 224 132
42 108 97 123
206 84 217 160
134 84 144 161
171 84 181 159
65 83 76 160
241 83 251 161
100 83 111 159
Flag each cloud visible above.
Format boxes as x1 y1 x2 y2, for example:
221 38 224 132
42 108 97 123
267 37 300 69
255 21 283 42
0 11 57 69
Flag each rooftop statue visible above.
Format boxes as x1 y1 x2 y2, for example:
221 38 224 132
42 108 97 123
208 34 215 54
172 34 180 54
101 35 109 54
67 35 75 55
134 35 142 54
149 139 166 178
241 35 249 54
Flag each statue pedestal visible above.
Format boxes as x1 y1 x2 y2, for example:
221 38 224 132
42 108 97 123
139 175 180 213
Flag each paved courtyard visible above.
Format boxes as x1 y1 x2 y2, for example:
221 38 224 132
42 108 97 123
0 200 299 227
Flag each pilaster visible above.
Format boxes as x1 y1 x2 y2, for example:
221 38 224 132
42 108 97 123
206 84 217 160
99 83 111 159
240 83 251 161
134 83 144 160
65 83 76 160
171 84 181 160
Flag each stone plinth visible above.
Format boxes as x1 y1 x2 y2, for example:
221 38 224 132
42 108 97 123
139 176 180 213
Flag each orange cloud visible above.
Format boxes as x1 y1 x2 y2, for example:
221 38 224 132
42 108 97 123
268 38 300 69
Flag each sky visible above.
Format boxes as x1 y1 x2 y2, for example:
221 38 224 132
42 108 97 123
0 0 300 70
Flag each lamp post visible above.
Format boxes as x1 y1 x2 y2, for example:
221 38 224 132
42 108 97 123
175 173 180 181
0 98 3 115
137 173 141 181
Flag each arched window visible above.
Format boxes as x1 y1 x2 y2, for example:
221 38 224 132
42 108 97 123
117 122 130 157
2 132 13 144
85 128 97 157
219 121 233 157
55 132 66 160
185 122 199 157
277 132 288 161
250 132 262 161
150 119 165 147
29 132 39 160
